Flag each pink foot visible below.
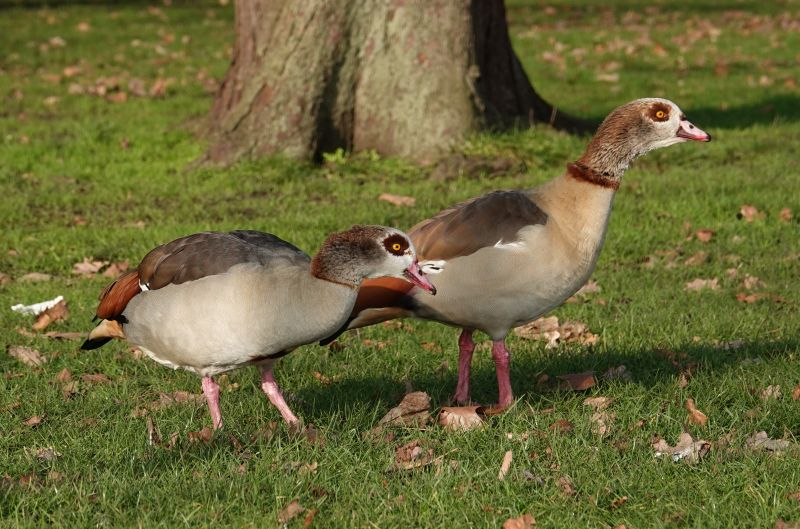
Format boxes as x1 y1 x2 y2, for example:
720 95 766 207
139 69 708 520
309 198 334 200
201 376 223 430
260 366 300 426
491 340 514 408
453 329 475 404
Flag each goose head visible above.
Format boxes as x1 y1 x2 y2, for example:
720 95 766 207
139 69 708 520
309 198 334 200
312 225 436 294
580 98 711 178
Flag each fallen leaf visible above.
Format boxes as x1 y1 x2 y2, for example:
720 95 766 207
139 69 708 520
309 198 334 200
610 495 628 509
72 257 107 277
302 508 319 529
515 317 597 348
32 299 69 331
62 381 79 400
549 418 574 433
149 78 171 98
738 204 763 222
685 398 708 427
392 440 435 471
102 261 129 278
787 490 800 502
26 447 61 461
81 373 111 384
746 431 792 452
761 385 782 400
557 475 577 496
792 384 800 401
502 513 535 529
18 272 52 283
24 415 43 427
277 499 305 524
683 251 708 266
653 432 710 463
779 208 793 223
438 406 485 431
556 371 596 391
695 229 715 242
775 519 800 529
378 193 416 207
312 371 331 385
575 279 601 297
76 21 91 32
742 274 765 290
0 272 10 285
8 346 47 367
590 411 613 436
378 391 431 427
583 396 612 410
188 427 213 443
497 450 513 480
685 278 719 291
44 331 85 340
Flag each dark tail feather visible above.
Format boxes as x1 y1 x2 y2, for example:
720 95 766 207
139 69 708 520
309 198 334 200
80 337 113 350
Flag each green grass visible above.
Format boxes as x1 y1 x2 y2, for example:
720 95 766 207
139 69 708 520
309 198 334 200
1 1 799 527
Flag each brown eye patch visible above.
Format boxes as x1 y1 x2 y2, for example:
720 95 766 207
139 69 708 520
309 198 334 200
383 234 409 256
648 102 671 122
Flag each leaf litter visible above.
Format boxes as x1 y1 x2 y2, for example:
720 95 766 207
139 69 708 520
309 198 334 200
653 432 710 463
515 316 598 348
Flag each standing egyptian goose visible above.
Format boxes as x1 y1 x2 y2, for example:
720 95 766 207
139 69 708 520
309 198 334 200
324 98 711 408
81 226 435 429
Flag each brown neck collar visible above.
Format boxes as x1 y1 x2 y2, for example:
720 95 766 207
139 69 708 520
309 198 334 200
566 162 620 191
310 255 358 289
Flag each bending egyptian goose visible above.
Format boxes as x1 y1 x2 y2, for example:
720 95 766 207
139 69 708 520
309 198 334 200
323 98 711 408
81 226 435 429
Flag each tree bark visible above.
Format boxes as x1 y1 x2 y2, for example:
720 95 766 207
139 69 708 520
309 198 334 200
205 0 588 165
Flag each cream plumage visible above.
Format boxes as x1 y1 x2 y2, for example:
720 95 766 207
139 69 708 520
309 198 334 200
82 226 435 429
323 98 711 408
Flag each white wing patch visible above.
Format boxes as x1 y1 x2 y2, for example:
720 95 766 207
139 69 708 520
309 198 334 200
139 281 150 291
420 260 447 275
493 239 526 251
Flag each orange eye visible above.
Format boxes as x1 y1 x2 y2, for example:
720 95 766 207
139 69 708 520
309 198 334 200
655 110 666 119
392 243 402 251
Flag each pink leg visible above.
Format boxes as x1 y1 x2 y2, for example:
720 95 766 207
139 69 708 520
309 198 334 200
491 340 514 408
260 366 300 425
201 376 223 430
453 329 475 404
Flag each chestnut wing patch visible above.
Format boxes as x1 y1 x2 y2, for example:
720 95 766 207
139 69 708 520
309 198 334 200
410 190 548 261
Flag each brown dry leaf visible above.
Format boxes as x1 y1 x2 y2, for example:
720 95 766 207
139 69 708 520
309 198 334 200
24 415 43 427
746 431 792 452
516 317 598 348
695 229 715 242
102 261 129 278
738 204 763 222
761 385 782 401
76 21 91 32
557 475 577 497
549 419 574 434
497 450 513 480
556 371 596 391
63 65 81 77
188 427 213 443
652 432 710 463
146 417 161 446
378 391 431 428
44 331 85 340
107 92 128 103
392 440 435 471
312 371 331 385
779 208 793 223
62 381 79 400
18 272 52 283
575 279 601 297
742 274 765 290
792 384 800 401
775 519 800 529
33 299 69 331
583 396 612 410
438 406 485 431
81 373 111 384
378 193 416 207
277 499 305 524
684 251 708 266
26 447 61 461
610 496 628 510
502 513 535 529
8 345 47 367
72 257 107 277
54 368 72 383
685 278 719 291
787 490 800 502
590 411 614 437
0 272 10 285
149 78 171 98
685 398 708 427
302 508 319 529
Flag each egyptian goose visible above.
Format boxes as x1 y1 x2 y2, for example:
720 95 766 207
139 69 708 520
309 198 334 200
81 226 435 429
323 98 711 408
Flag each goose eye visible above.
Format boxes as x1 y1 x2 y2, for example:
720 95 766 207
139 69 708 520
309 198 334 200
655 110 666 119
391 243 402 252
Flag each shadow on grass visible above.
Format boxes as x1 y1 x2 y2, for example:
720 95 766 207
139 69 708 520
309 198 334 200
295 338 800 421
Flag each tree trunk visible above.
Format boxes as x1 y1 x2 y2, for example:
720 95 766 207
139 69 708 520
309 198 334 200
205 0 588 165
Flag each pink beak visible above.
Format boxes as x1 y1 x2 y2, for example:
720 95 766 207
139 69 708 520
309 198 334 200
677 118 711 142
403 260 437 295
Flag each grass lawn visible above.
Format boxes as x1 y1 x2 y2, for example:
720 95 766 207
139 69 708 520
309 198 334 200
1 1 799 527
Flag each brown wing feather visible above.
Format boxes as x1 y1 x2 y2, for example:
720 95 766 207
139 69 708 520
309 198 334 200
96 270 141 320
410 190 547 261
